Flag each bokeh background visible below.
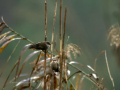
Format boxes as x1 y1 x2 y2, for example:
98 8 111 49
0 0 120 90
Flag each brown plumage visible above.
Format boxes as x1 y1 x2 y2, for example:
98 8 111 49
50 61 59 72
29 41 51 51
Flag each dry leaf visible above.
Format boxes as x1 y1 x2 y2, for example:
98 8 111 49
0 31 11 39
0 34 16 45
0 38 21 53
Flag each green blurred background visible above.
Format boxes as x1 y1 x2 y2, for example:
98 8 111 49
0 0 120 90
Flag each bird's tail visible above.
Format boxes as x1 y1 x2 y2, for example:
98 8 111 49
29 44 36 50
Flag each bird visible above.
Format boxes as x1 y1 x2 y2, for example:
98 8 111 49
50 61 59 72
29 41 51 51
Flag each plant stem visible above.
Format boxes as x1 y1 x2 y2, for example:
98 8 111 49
44 0 47 89
59 0 62 89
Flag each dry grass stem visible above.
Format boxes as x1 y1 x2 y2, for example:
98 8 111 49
75 74 80 90
44 0 47 89
62 6 68 89
79 76 84 90
59 0 63 90
94 50 105 71
51 0 57 62
63 7 67 69
105 50 115 90
50 1 57 89
94 58 97 71
53 35 58 54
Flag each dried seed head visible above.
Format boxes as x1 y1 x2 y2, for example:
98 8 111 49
108 23 120 48
65 43 81 60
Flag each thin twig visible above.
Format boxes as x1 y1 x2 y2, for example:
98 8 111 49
105 50 115 90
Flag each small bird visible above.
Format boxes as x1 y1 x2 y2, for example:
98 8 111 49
50 61 59 72
29 41 51 51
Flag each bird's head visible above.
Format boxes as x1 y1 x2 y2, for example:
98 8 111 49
46 41 51 47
